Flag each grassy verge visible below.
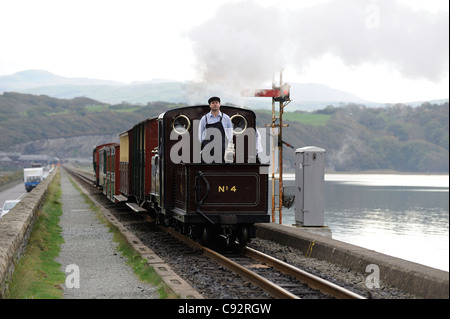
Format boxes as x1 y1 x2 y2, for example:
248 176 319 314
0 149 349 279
6 171 65 299
68 176 178 299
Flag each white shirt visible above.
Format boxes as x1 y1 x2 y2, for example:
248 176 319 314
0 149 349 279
198 111 233 143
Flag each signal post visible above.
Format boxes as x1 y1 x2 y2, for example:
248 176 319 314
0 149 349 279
243 73 291 223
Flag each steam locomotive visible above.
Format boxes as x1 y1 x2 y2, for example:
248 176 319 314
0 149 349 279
93 105 269 246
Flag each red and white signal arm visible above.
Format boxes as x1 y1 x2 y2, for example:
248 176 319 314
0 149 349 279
242 84 290 102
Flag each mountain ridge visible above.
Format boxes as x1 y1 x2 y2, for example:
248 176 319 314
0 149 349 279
1 70 447 111
0 69 375 110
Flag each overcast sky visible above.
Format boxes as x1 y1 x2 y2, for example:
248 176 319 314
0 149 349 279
0 0 448 103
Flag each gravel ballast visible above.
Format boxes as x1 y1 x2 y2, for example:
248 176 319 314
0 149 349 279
247 238 419 299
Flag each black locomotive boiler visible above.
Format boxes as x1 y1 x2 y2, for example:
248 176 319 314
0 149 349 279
93 105 270 246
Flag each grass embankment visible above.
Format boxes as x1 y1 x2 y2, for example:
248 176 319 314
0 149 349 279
7 172 65 298
7 170 177 299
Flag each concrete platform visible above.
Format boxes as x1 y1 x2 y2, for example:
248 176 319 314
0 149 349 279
255 222 449 299
292 224 332 238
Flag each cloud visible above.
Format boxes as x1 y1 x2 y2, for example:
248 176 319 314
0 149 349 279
186 0 449 90
288 0 449 82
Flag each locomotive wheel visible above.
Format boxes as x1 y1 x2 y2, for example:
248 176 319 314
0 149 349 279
239 226 249 246
201 226 210 244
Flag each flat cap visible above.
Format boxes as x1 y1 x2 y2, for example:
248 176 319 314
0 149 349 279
208 96 221 104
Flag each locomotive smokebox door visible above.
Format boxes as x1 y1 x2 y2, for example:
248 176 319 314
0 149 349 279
295 146 326 226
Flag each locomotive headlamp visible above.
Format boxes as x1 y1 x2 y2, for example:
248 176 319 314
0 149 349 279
172 114 191 135
230 114 247 135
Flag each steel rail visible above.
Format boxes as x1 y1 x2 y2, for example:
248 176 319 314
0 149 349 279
63 165 95 185
202 246 300 299
244 246 366 299
165 227 299 299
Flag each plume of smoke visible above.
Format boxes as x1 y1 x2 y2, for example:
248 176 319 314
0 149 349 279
186 0 448 93
186 1 288 93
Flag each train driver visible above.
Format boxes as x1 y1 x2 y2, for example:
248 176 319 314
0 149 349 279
198 96 233 162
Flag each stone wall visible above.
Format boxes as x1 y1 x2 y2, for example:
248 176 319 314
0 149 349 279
0 169 57 298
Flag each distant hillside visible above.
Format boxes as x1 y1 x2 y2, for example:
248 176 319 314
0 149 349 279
1 92 448 173
1 70 374 111
0 70 122 91
0 92 185 153
0 91 102 113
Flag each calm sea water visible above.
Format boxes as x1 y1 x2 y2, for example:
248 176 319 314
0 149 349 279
273 174 449 271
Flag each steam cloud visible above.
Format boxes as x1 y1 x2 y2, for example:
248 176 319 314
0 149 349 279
187 1 287 92
186 0 449 90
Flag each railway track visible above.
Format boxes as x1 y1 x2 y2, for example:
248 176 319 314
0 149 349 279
166 225 365 299
64 165 366 299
